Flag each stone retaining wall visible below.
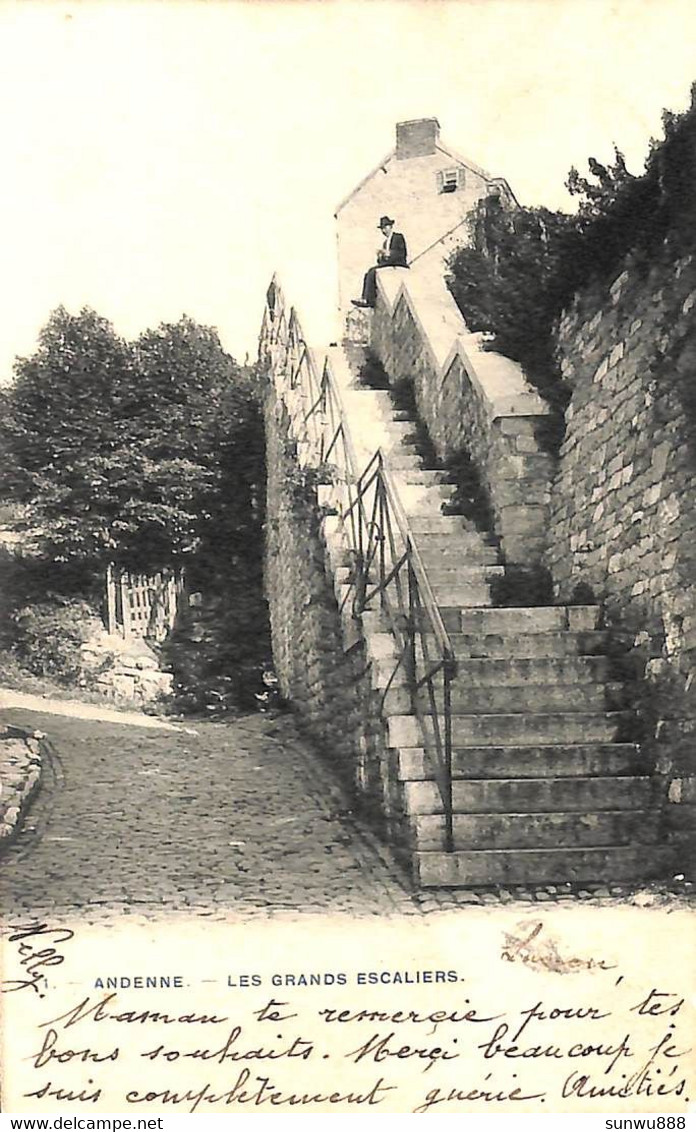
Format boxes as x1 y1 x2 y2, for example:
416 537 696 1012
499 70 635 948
547 251 696 861
370 268 553 565
79 634 173 706
0 725 43 849
263 388 401 841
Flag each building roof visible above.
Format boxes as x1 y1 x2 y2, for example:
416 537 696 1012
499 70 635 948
335 137 518 215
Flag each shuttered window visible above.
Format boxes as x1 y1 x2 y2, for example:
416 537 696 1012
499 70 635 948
437 167 463 194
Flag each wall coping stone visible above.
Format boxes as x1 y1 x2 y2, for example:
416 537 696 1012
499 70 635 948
376 266 549 421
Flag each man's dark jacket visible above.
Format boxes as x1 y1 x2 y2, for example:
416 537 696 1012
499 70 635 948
382 231 408 266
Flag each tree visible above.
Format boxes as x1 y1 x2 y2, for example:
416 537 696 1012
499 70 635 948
1 307 135 564
1 306 271 709
565 145 635 224
446 198 574 414
0 308 263 572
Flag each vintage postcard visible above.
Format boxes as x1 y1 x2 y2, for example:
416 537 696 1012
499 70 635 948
1 0 694 1117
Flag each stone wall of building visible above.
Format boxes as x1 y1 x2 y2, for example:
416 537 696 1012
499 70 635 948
263 387 404 844
546 251 696 858
371 270 553 566
335 119 511 322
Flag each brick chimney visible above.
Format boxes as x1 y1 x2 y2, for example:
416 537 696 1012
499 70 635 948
396 118 440 160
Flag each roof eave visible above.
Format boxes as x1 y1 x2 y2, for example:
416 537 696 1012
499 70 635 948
334 149 395 216
334 140 520 215
437 143 520 206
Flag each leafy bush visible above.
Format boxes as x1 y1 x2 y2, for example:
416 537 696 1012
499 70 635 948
446 84 696 445
162 569 273 715
447 199 574 421
0 549 100 649
10 598 102 682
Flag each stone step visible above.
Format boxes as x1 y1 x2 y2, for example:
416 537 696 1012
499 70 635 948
431 583 493 607
398 743 647 780
403 775 654 815
351 388 392 406
385 427 425 451
333 339 366 364
391 468 452 487
413 810 661 851
388 711 631 748
417 538 500 563
457 606 601 635
415 846 669 887
383 449 424 471
445 631 611 659
381 420 415 438
427 610 606 637
352 573 491 616
380 440 423 465
395 483 457 514
408 515 479 535
452 656 611 686
417 681 621 714
425 565 506 584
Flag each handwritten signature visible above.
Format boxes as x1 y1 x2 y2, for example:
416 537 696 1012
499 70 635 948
501 921 616 974
2 922 75 996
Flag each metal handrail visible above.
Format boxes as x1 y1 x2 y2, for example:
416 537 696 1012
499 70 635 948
260 278 455 852
379 457 453 658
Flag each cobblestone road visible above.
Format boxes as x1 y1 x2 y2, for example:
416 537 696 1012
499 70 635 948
2 702 690 923
0 707 421 921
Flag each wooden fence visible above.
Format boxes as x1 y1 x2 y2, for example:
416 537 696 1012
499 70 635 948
105 565 186 642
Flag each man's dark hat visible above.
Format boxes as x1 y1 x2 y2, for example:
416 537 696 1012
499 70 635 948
378 215 395 228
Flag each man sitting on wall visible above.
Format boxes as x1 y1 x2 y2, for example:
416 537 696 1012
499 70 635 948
352 216 408 309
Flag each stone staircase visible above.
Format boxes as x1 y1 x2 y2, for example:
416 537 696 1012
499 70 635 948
328 340 663 889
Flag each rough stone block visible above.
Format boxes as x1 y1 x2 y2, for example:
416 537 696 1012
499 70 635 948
516 435 540 454
609 341 626 368
593 357 609 383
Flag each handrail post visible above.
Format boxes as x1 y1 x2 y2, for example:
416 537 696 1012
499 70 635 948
377 455 387 612
105 563 117 635
444 655 455 854
355 473 366 614
406 545 418 711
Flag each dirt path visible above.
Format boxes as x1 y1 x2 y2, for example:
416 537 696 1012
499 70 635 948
0 688 179 729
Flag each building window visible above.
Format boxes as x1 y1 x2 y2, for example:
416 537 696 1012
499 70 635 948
437 168 463 194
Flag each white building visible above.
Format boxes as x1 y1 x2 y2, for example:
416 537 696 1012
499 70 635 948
335 117 516 322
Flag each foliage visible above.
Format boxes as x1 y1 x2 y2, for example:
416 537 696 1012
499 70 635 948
162 395 270 714
128 322 265 571
442 447 496 533
565 145 635 222
162 560 272 715
283 460 338 516
0 311 271 713
0 549 99 642
447 200 574 418
446 84 696 438
1 309 132 563
0 310 263 573
564 94 696 280
10 597 101 682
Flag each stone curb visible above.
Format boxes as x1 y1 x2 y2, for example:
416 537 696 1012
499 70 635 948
0 725 45 851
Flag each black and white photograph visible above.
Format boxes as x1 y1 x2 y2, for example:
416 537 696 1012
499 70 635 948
0 0 694 1117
